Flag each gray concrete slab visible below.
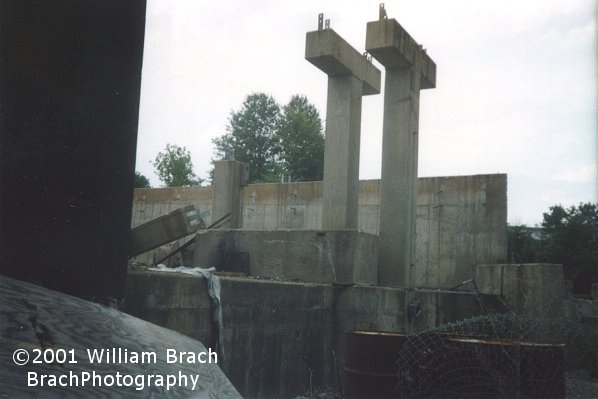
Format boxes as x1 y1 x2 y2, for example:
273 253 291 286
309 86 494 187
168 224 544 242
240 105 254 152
306 29 381 95
194 229 378 285
365 18 436 88
476 263 565 317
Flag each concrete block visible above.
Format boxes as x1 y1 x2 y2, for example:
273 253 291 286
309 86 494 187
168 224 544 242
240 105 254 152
194 229 378 285
476 264 565 317
365 18 436 88
306 29 381 95
213 160 248 228
129 205 203 256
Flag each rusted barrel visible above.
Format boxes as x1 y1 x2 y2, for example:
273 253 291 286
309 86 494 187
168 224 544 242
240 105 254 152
520 342 566 399
344 330 407 399
446 337 566 399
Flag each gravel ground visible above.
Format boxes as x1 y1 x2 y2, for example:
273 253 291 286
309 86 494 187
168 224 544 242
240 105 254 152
566 370 598 399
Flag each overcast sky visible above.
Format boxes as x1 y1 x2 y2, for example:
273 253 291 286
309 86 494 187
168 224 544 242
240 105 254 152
136 0 596 226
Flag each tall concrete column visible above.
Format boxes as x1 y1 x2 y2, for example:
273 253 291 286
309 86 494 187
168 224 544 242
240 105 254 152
366 17 437 288
306 24 380 230
212 160 248 228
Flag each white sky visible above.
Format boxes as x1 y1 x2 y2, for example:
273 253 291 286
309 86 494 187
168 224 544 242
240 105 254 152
136 0 597 226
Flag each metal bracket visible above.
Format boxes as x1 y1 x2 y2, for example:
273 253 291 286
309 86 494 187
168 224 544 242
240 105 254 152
407 300 422 321
379 3 387 20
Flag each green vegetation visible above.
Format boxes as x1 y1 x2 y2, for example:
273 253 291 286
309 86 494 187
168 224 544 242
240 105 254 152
508 202 597 294
153 144 202 187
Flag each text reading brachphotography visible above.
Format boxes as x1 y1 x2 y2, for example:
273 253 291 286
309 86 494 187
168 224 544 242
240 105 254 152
15 348 218 391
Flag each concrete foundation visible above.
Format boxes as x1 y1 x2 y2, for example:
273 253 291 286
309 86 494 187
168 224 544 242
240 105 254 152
125 270 504 398
193 229 378 285
131 174 508 288
476 263 565 317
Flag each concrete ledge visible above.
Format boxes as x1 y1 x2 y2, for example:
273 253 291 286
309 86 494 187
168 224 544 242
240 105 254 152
306 29 381 95
475 263 565 317
194 229 378 285
366 19 436 89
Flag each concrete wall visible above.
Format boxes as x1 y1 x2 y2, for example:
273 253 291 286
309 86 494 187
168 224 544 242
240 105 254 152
476 263 565 317
125 270 503 398
132 174 507 288
193 229 378 285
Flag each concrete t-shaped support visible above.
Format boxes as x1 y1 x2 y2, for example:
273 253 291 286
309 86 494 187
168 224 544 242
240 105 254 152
366 16 436 288
306 24 381 230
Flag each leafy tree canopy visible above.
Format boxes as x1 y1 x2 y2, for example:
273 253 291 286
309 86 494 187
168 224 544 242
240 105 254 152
508 202 597 294
276 95 324 182
153 144 202 187
212 93 324 183
542 203 597 293
134 171 151 188
213 93 281 183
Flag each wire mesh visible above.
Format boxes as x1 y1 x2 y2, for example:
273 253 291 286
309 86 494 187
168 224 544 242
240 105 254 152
395 314 592 398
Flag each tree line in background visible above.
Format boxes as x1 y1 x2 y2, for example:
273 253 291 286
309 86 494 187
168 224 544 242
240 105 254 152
135 92 324 188
508 202 597 295
212 93 324 183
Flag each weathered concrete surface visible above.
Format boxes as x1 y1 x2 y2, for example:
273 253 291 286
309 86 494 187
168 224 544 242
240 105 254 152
366 17 437 290
306 28 380 231
416 174 508 288
306 29 381 95
193 229 378 285
212 160 248 228
133 174 508 287
476 263 565 317
132 186 213 227
125 270 500 397
377 66 420 289
365 18 436 88
126 271 333 398
320 74 363 230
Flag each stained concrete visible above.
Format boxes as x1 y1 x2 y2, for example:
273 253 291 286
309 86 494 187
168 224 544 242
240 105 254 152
132 174 508 288
366 17 437 290
305 29 381 95
125 270 503 398
212 160 248 228
193 229 378 285
476 263 565 317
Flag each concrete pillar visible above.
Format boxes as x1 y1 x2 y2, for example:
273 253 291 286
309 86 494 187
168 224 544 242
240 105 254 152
306 26 381 229
366 17 437 288
212 160 248 228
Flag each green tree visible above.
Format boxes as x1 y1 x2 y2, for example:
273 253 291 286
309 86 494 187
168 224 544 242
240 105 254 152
276 95 324 181
507 224 543 263
134 171 151 188
212 93 281 183
153 144 202 187
542 203 598 294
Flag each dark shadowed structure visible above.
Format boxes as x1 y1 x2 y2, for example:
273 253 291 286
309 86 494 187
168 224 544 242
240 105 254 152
0 0 146 302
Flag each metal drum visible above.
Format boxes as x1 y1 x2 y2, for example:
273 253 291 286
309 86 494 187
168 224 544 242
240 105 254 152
344 330 407 399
